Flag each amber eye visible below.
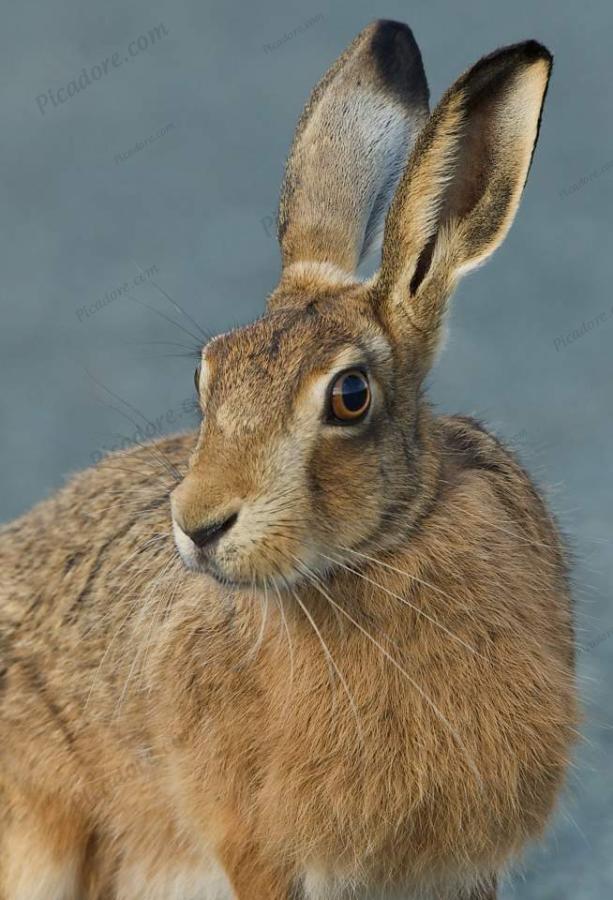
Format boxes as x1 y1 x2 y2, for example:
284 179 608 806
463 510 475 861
329 369 371 423
194 365 201 395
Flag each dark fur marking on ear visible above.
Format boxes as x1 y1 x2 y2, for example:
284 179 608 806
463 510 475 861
409 234 436 296
523 46 554 184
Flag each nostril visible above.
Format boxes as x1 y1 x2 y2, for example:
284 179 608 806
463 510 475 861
186 512 238 550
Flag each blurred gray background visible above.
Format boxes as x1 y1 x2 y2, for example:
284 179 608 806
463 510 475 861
0 0 611 896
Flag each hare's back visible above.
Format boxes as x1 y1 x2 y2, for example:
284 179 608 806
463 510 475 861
0 432 195 731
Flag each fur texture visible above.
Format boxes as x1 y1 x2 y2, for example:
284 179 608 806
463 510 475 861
0 21 576 900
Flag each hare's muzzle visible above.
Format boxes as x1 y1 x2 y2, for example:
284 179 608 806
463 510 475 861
170 474 243 574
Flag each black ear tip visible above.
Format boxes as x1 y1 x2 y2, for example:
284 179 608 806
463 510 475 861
369 19 429 105
519 39 553 67
490 39 553 73
371 19 419 47
461 39 554 106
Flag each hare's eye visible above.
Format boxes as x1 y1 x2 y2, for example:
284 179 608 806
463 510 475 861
329 369 371 424
194 365 201 395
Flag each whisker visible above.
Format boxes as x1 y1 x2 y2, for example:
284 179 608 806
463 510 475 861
244 577 269 663
81 367 183 483
329 548 484 659
280 570 364 744
306 552 483 786
124 291 205 349
132 262 213 343
111 534 171 577
272 578 295 708
113 555 180 718
103 430 183 484
141 557 184 694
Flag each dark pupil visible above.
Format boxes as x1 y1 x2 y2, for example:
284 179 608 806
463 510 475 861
341 374 367 412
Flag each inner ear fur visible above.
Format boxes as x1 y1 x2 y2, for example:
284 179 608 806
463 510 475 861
376 40 552 364
277 20 429 275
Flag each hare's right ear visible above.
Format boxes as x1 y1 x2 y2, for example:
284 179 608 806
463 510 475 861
376 41 552 371
277 20 429 274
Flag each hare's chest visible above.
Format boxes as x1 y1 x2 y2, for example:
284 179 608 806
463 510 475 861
252 683 426 862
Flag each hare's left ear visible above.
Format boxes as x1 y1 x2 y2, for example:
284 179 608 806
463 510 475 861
376 41 552 369
278 20 429 274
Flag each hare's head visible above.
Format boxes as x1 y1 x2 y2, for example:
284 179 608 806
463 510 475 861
171 21 552 588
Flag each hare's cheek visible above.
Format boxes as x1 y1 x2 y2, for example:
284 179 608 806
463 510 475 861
308 440 383 544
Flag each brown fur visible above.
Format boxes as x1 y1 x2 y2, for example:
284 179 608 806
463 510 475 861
0 21 576 900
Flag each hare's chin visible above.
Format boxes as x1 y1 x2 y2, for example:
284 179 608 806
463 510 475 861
172 519 199 568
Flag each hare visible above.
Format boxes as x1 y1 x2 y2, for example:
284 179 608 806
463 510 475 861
0 19 577 900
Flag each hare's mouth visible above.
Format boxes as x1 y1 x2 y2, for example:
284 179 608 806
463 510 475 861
172 515 313 589
193 555 255 590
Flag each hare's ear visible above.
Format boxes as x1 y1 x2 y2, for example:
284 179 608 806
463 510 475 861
277 20 429 274
377 41 552 370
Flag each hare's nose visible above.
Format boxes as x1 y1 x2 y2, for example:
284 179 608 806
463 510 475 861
185 512 238 549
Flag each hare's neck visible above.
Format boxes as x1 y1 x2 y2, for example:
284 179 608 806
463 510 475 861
401 403 442 536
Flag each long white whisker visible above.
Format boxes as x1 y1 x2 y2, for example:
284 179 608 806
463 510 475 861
245 578 269 663
83 554 178 707
272 579 295 705
283 574 364 745
113 554 179 718
110 534 170 576
307 553 482 787
330 549 484 659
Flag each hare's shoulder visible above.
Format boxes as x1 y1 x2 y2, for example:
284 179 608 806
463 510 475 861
437 414 558 535
436 415 567 565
